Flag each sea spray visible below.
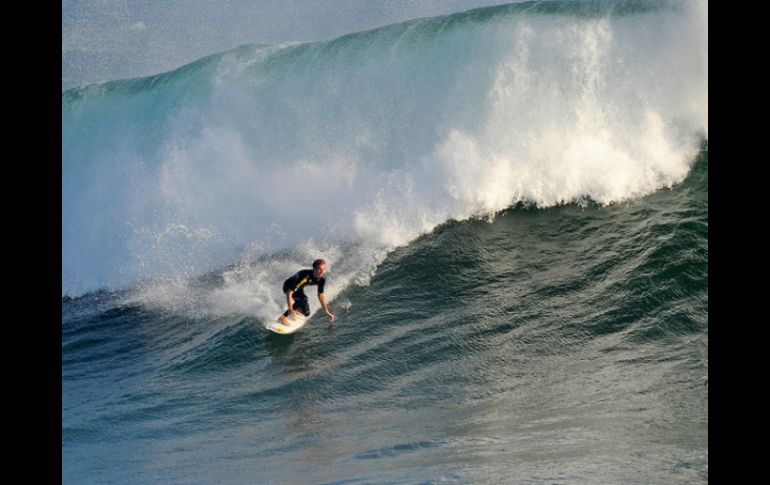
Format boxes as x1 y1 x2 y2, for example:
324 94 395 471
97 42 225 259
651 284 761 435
63 1 707 321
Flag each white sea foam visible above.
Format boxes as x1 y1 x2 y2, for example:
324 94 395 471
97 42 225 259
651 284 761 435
62 1 707 319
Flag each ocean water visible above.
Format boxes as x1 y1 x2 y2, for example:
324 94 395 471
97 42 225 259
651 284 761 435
62 1 708 483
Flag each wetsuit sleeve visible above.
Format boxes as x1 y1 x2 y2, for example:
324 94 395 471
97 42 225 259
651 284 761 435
283 272 300 293
318 277 326 294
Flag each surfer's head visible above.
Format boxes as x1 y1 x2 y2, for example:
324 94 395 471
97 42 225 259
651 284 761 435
312 259 327 278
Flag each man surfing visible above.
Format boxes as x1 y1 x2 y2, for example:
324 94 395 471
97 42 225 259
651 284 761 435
278 258 335 326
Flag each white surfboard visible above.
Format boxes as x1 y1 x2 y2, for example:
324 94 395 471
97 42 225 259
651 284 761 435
265 313 308 335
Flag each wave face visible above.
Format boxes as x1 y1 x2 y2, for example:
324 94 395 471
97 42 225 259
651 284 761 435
62 146 708 484
62 1 708 317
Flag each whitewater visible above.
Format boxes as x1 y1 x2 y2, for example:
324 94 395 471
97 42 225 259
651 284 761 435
63 1 706 310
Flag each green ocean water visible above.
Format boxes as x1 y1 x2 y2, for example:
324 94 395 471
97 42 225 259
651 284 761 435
63 144 707 483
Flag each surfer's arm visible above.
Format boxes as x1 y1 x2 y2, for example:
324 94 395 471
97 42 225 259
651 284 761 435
286 290 296 315
318 293 335 322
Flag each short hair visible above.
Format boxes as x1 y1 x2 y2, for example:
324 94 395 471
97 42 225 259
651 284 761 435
312 259 326 269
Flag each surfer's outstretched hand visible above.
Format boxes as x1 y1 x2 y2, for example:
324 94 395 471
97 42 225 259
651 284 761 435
326 311 335 323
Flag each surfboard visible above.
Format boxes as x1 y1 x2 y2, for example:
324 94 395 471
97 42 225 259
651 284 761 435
265 313 308 335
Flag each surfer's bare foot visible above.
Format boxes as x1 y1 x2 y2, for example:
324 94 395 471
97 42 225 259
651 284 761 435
278 315 290 326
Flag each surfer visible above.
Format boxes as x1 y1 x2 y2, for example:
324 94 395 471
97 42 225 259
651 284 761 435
278 259 335 326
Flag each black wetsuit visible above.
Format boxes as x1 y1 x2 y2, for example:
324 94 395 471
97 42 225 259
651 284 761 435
282 269 326 317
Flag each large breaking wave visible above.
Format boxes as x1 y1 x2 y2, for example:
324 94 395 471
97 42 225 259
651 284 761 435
62 1 708 319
